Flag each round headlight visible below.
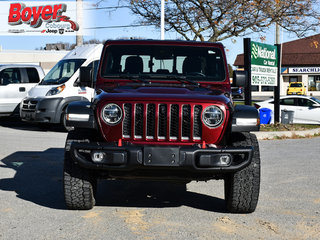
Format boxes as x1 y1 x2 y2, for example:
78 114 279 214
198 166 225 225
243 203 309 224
202 105 224 128
101 103 122 125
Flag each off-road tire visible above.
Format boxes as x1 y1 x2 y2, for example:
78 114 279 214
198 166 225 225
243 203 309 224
224 132 260 213
63 130 97 210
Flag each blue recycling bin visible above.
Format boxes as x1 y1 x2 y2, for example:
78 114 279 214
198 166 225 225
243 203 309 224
259 108 272 124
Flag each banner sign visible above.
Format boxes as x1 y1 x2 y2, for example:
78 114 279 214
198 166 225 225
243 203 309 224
288 67 320 74
251 41 278 86
0 1 90 36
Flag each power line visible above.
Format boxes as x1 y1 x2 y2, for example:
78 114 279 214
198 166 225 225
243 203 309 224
84 6 130 10
85 24 156 30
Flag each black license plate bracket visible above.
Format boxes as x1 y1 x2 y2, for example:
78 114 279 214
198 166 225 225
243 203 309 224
144 147 180 166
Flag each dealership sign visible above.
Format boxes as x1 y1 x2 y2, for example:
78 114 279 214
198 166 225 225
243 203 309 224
0 1 88 35
288 67 320 74
251 41 278 86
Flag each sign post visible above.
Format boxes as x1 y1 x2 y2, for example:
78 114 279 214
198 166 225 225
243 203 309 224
244 38 252 106
274 44 281 123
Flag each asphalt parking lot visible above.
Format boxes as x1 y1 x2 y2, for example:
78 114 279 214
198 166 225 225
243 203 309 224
0 117 319 240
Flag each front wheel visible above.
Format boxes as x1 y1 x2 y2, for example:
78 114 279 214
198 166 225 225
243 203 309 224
63 130 97 210
224 132 260 213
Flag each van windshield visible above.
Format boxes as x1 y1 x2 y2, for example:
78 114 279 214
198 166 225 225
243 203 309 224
40 59 85 85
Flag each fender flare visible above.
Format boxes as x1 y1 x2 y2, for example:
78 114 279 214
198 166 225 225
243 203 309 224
53 96 90 123
65 100 97 129
232 105 260 132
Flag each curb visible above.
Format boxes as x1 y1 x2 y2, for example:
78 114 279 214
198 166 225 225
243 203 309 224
253 128 320 140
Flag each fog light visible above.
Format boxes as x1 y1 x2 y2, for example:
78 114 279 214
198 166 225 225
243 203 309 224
91 151 105 163
198 153 232 167
219 155 231 166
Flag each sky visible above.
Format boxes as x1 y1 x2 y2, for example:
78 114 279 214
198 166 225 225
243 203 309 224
0 0 307 67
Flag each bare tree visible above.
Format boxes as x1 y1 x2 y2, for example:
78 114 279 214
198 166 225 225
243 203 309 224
124 0 320 42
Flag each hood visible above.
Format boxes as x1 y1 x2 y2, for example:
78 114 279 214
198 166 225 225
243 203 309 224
96 86 231 105
27 84 60 98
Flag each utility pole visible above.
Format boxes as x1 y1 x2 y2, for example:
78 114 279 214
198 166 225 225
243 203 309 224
161 0 165 40
76 0 83 46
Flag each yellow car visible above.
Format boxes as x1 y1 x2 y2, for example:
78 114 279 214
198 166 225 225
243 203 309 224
287 82 306 95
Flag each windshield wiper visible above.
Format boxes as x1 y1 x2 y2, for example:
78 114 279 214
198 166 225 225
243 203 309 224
119 74 151 85
165 75 201 87
40 79 61 85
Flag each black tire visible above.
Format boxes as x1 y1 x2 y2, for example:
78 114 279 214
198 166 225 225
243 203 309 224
224 132 260 213
63 130 97 210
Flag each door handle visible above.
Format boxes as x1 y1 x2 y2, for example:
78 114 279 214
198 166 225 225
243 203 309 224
19 87 26 92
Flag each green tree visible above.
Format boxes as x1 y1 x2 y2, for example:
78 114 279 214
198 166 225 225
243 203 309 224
125 0 320 42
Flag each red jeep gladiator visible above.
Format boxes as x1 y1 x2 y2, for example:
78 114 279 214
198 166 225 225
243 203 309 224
64 40 260 213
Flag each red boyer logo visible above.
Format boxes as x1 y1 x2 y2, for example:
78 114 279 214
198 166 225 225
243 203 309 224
8 3 79 31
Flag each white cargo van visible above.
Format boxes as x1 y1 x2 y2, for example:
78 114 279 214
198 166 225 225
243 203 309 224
20 44 103 126
0 64 45 116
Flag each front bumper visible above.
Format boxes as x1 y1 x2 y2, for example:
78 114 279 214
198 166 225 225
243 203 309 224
20 97 64 123
68 142 253 176
287 91 303 95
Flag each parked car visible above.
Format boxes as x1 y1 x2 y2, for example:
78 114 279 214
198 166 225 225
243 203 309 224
0 64 45 116
287 82 306 95
254 95 320 124
231 86 244 99
20 44 103 128
62 40 261 213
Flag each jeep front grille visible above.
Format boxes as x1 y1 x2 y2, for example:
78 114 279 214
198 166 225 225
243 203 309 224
122 103 202 142
134 103 144 139
122 104 132 138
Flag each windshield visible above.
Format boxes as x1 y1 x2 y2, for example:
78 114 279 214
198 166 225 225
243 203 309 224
311 97 320 104
101 45 226 81
290 83 302 87
40 59 85 85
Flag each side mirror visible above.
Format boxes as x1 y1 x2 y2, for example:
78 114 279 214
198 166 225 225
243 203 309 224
232 70 247 87
79 66 93 88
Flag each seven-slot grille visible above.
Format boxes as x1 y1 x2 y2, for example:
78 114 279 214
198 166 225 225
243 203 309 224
21 99 38 111
122 103 202 142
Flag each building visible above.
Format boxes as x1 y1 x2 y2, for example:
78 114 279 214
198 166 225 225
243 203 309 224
234 34 320 97
0 48 69 74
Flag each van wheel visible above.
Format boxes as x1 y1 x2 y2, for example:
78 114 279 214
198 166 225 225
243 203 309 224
224 132 260 213
63 130 97 210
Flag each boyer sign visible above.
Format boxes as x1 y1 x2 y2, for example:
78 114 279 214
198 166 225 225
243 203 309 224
251 41 278 86
2 1 80 35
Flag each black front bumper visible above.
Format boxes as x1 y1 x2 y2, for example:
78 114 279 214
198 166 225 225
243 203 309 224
69 142 253 175
20 97 64 123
